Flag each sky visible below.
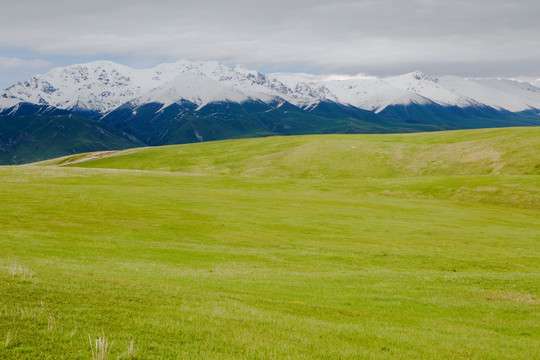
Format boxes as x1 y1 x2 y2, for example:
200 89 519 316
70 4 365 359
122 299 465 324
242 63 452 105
1 0 540 88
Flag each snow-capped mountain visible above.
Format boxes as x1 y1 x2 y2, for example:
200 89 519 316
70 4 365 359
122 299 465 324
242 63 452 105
1 61 143 112
0 60 311 113
434 77 540 112
268 70 540 113
2 60 540 116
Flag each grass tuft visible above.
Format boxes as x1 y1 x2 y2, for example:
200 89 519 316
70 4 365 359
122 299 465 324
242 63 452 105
89 333 114 360
70 325 77 338
5 327 18 348
127 339 135 359
6 263 33 280
47 312 56 332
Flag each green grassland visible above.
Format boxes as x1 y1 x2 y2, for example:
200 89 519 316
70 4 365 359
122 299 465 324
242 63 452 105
1 127 539 359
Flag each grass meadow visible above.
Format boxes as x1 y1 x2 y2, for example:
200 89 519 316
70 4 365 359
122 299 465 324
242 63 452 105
1 127 539 359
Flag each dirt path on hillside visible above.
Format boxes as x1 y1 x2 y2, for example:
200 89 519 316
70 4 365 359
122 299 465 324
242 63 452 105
59 150 119 166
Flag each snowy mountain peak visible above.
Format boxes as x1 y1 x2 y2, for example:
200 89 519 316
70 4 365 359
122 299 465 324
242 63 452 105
2 60 143 112
233 64 255 75
0 60 298 112
408 71 435 82
1 60 540 114
131 71 252 110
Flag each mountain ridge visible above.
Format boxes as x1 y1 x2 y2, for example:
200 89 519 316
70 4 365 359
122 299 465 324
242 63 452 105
3 60 540 114
1 60 540 165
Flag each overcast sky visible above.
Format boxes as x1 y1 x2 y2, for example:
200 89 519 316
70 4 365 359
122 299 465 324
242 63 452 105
1 0 540 87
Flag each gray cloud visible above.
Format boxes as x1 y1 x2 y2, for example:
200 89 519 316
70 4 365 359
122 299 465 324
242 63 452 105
1 0 539 78
0 57 51 69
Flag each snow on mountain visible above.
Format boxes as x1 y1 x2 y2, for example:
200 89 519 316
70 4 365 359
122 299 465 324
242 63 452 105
383 71 477 108
269 71 460 112
0 91 21 110
1 61 148 112
270 70 540 112
130 71 252 110
1 60 540 114
0 60 301 113
435 77 540 112
267 73 337 105
150 61 270 95
473 79 540 111
322 77 426 112
135 60 317 108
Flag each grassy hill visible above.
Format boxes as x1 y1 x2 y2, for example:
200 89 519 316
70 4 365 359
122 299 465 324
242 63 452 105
1 128 539 359
48 126 540 177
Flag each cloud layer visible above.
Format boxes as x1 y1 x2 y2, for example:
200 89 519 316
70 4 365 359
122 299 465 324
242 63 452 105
1 0 539 78
0 57 51 70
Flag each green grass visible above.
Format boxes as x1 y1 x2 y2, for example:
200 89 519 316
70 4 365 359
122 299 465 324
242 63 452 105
1 127 539 359
54 126 540 177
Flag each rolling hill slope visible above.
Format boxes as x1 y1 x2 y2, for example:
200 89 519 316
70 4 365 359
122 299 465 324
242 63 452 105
48 127 540 178
2 128 539 359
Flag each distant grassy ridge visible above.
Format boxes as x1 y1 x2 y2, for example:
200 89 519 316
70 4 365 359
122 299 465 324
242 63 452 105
40 127 540 210
41 127 540 178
